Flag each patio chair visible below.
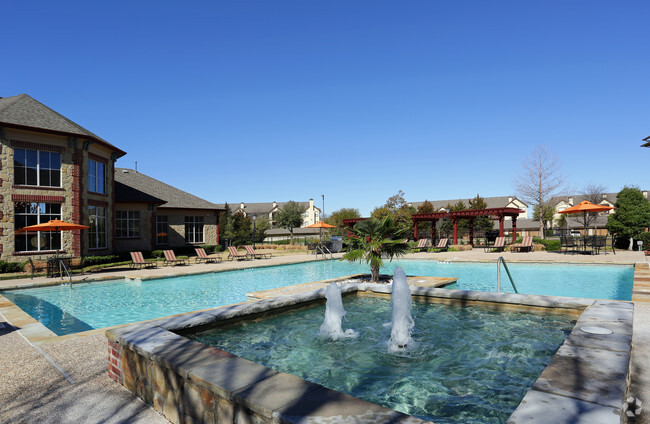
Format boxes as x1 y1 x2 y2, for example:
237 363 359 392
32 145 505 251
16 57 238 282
163 250 189 266
129 251 157 269
485 237 505 253
410 238 429 253
244 245 271 259
591 236 607 255
431 238 449 252
510 236 533 253
227 246 250 261
194 247 223 264
560 235 578 254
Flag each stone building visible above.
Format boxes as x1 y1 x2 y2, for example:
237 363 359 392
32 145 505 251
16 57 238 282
230 199 321 227
0 94 221 262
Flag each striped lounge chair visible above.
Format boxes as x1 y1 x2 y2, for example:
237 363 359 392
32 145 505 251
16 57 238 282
244 245 271 259
129 251 157 269
194 247 222 264
510 236 533 253
227 246 250 261
163 250 189 266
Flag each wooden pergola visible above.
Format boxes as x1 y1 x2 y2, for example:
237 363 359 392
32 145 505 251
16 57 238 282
343 207 524 246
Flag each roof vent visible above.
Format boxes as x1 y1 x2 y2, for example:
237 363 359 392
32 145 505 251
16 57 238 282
122 170 129 173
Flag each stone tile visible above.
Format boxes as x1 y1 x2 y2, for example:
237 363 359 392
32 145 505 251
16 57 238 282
518 294 560 308
532 344 629 408
564 324 632 352
153 310 220 331
577 306 633 323
507 389 621 424
273 385 427 424
150 337 235 377
593 300 634 310
188 355 277 400
233 372 323 418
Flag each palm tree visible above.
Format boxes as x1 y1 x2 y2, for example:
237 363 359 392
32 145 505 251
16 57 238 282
342 216 410 283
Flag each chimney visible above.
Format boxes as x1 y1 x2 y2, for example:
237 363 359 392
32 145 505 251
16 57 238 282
309 198 314 208
240 202 245 211
272 201 277 209
508 197 513 203
569 197 574 205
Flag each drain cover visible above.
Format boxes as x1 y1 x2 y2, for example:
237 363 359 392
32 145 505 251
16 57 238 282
580 326 613 335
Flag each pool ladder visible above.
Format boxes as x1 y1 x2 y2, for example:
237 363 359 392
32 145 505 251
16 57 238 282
497 257 518 293
58 259 73 288
315 244 333 260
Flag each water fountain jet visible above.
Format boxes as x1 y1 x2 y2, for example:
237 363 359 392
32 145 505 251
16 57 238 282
319 283 358 340
388 266 415 351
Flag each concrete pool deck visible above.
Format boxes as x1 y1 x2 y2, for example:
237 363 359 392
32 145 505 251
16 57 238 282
0 248 648 423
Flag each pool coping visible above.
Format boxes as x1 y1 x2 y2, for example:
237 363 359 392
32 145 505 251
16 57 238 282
106 284 632 424
0 259 642 347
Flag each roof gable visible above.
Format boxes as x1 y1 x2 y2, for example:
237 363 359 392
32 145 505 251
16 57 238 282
0 94 125 156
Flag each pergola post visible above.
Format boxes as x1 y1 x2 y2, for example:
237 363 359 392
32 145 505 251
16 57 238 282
499 216 505 237
453 218 458 245
432 219 438 243
512 216 518 243
414 221 419 240
469 218 475 246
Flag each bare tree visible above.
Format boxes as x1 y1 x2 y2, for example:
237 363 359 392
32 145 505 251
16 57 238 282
514 145 565 239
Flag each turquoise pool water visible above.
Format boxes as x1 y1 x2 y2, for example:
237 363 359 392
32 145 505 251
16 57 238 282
2 260 633 335
190 296 574 424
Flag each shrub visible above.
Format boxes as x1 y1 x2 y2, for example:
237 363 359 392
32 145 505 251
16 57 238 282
200 244 223 253
83 255 120 267
636 232 650 251
0 261 25 273
537 239 561 252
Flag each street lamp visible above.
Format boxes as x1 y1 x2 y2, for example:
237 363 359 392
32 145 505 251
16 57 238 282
252 215 257 249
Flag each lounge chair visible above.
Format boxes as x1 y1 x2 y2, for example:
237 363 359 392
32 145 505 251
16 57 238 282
129 251 157 269
244 245 271 259
431 238 449 252
194 247 223 264
163 250 189 266
410 238 429 253
227 246 250 261
510 236 533 253
485 237 505 253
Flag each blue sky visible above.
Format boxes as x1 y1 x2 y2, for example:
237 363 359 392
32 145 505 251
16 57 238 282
3 1 648 216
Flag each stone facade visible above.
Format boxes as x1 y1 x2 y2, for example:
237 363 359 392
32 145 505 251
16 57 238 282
0 128 117 261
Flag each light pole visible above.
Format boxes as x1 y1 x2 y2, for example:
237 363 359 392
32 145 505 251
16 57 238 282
321 194 325 222
252 215 257 249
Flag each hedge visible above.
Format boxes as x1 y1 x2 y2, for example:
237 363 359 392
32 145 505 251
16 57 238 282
0 261 25 273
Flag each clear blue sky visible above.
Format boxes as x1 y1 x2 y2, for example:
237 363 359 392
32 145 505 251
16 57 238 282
3 1 648 216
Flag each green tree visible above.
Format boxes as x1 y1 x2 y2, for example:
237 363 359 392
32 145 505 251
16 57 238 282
341 216 410 283
252 217 270 243
416 200 435 237
468 194 493 233
370 190 416 239
326 208 361 236
606 186 650 250
232 211 252 246
533 201 556 231
276 201 307 244
219 203 235 244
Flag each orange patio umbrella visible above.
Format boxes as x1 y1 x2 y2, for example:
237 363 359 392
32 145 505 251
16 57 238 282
305 221 337 241
558 201 614 235
16 219 90 254
17 219 90 233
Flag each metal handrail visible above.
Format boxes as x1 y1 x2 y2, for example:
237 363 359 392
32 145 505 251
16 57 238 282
315 244 333 260
58 259 73 287
497 256 518 293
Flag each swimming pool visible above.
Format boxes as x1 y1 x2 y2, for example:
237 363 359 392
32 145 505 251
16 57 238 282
1 260 633 335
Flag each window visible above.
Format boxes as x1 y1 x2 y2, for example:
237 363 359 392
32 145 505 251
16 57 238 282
88 206 107 249
14 148 61 187
116 211 140 238
14 203 61 252
88 159 106 194
156 216 169 245
185 216 204 243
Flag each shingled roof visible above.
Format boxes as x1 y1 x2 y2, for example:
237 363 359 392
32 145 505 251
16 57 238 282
115 168 222 210
228 201 314 215
410 196 527 211
0 94 125 157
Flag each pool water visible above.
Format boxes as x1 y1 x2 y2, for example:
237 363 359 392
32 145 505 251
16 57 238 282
1 260 632 335
190 296 574 424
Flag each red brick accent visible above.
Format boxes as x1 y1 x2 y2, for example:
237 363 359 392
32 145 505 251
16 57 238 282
72 149 83 256
0 194 3 202
0 245 3 253
0 228 3 236
11 194 65 203
88 152 108 164
11 140 65 153
107 340 123 384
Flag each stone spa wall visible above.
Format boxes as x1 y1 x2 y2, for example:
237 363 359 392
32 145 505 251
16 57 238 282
106 285 633 424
